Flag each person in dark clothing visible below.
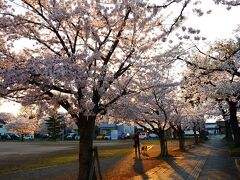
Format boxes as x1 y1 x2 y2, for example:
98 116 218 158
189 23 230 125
133 131 141 157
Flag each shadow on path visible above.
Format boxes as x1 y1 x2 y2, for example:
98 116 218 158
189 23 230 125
133 156 149 179
165 158 193 179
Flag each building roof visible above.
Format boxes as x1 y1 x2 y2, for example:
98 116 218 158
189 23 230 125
205 124 218 128
99 123 117 128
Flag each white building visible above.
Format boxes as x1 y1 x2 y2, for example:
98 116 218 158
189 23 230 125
99 123 134 140
205 123 219 134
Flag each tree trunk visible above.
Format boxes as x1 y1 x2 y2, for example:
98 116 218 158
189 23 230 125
78 115 96 180
199 127 207 142
159 131 168 157
224 119 233 141
193 127 198 144
228 101 240 147
178 131 185 150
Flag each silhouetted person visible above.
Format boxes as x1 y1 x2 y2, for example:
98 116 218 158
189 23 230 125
133 131 141 157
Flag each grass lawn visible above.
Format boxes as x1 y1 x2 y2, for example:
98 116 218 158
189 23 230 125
229 146 240 157
0 146 132 175
228 145 240 172
0 154 78 174
0 138 195 175
222 138 240 157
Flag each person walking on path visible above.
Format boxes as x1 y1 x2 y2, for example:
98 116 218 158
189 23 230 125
133 131 141 158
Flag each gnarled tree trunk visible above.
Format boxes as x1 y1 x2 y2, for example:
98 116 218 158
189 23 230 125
228 101 240 147
178 130 185 150
78 115 96 180
159 131 168 157
193 127 199 144
224 119 233 141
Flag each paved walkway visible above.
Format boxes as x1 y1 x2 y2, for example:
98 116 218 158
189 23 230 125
133 135 240 180
198 135 239 180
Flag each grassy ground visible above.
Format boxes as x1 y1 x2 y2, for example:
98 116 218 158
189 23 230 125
0 145 132 175
0 138 194 175
226 143 240 173
0 153 78 174
229 146 240 156
222 138 240 157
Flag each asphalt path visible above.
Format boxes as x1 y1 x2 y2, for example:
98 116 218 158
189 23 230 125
198 135 240 179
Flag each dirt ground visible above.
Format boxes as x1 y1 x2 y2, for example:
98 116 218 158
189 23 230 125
103 140 194 180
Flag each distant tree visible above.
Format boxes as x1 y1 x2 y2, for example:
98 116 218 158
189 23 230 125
6 117 36 140
0 112 15 122
168 102 188 150
5 105 40 140
45 114 65 140
111 83 179 157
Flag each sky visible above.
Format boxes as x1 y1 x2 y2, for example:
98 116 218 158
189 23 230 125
0 1 239 116
169 1 240 83
184 1 239 44
0 100 21 115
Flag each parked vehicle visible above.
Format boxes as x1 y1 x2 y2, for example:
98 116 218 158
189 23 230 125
139 132 148 139
148 133 158 138
104 134 111 140
1 133 11 140
5 133 20 140
184 130 199 136
37 134 49 140
74 134 80 140
23 134 34 140
65 133 77 140
96 135 104 140
119 133 130 139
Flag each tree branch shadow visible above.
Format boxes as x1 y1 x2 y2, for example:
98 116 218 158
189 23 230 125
165 157 194 179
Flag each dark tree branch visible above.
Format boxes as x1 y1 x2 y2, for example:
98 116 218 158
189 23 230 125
177 56 240 77
22 0 71 57
167 0 190 35
153 90 168 129
147 0 177 9
103 7 131 64
193 44 219 61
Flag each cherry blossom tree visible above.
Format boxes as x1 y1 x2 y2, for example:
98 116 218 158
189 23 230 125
169 100 192 150
0 0 194 178
110 80 181 157
5 105 40 140
137 87 176 157
0 112 15 122
179 39 240 146
5 117 37 138
183 103 207 144
217 99 235 140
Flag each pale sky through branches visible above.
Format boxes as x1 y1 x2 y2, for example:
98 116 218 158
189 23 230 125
183 0 239 43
